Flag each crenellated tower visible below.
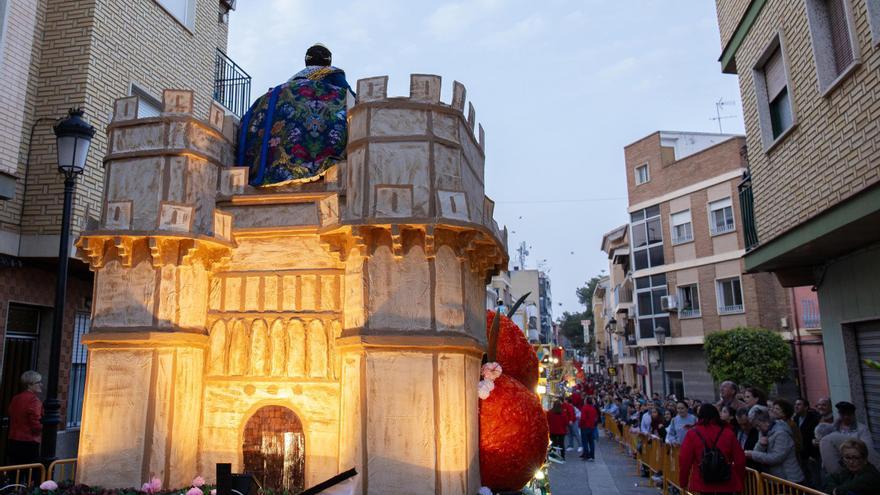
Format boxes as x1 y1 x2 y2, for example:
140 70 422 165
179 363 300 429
75 75 507 495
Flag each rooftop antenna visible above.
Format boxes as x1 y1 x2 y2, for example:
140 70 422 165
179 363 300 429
711 98 737 133
516 241 529 269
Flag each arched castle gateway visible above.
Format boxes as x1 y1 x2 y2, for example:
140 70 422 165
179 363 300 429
75 75 507 494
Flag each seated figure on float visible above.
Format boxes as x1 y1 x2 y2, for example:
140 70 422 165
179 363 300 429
239 44 354 186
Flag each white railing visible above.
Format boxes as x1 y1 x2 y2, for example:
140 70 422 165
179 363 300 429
711 222 736 235
679 308 701 318
671 231 693 244
718 304 744 314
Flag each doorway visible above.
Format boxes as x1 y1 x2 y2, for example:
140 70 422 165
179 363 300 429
242 406 305 492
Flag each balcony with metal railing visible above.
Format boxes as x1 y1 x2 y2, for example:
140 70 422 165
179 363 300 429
718 304 744 315
214 49 252 118
613 280 634 314
710 221 736 236
738 171 759 251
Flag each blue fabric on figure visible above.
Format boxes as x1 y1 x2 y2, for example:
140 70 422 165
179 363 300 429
240 44 354 187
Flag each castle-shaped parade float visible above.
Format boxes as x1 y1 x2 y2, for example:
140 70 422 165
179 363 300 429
74 75 509 494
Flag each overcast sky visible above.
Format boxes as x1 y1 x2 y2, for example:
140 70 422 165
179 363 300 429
226 0 746 317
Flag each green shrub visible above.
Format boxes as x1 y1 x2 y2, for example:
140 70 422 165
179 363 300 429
703 327 790 391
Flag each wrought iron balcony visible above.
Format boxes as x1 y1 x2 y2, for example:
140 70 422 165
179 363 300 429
738 171 759 251
214 49 251 119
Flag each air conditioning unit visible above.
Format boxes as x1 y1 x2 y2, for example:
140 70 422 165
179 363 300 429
660 295 678 312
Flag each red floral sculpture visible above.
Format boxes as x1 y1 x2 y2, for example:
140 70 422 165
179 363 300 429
478 374 549 491
485 311 539 391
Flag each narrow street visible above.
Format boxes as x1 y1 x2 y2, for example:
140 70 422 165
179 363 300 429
549 432 659 495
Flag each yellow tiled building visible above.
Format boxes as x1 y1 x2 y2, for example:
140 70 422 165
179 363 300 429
715 0 880 444
0 0 244 457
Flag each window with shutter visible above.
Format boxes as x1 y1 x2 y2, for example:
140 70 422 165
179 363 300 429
764 47 786 101
805 0 858 93
671 210 693 244
130 85 162 118
827 0 854 74
761 45 793 139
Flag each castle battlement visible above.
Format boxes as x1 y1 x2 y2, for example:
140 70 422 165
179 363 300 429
75 77 508 494
355 74 485 152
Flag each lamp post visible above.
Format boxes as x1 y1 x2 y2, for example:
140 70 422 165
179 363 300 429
655 326 667 399
43 108 95 462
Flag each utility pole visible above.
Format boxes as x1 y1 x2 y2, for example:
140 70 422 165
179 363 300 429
516 241 529 269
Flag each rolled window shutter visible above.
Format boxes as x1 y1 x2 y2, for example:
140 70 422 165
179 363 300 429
764 47 787 100
827 0 854 74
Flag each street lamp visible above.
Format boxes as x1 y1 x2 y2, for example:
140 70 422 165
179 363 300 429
43 108 95 462
655 326 667 399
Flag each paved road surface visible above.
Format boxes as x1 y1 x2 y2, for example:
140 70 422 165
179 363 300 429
548 432 660 495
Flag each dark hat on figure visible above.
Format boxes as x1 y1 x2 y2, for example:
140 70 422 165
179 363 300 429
835 401 856 414
305 43 332 66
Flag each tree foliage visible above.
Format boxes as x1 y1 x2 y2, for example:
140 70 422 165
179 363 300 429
559 311 588 350
558 275 603 352
576 276 602 307
704 327 791 391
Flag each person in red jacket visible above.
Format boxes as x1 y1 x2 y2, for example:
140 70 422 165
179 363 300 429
579 396 599 461
570 388 583 409
679 404 746 494
547 401 570 460
584 381 595 397
7 370 43 465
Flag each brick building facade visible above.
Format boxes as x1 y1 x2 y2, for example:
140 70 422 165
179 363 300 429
715 0 880 443
621 131 793 401
0 0 241 459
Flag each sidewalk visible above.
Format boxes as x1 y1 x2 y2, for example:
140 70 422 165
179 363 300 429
548 432 660 495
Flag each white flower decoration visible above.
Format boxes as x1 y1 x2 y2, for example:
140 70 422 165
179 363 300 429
478 487 493 495
481 362 503 381
478 379 495 400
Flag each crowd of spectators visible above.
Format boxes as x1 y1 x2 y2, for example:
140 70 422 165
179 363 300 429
551 376 880 495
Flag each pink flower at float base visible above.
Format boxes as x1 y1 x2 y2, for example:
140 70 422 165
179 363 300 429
186 487 202 495
39 481 58 491
192 476 205 488
481 362 503 381
478 379 495 400
210 490 217 495
142 476 162 493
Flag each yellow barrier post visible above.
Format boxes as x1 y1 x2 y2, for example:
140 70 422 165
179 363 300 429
47 458 77 483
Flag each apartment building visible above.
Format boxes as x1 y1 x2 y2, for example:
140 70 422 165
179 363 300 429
486 271 514 311
622 131 791 400
0 0 246 458
590 275 609 372
599 225 640 387
715 0 880 440
510 268 553 343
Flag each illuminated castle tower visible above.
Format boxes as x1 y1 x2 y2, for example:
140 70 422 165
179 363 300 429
75 76 507 494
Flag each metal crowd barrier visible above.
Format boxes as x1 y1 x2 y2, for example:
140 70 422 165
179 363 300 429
755 472 828 495
0 463 45 488
0 459 76 487
601 413 828 495
47 459 77 483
